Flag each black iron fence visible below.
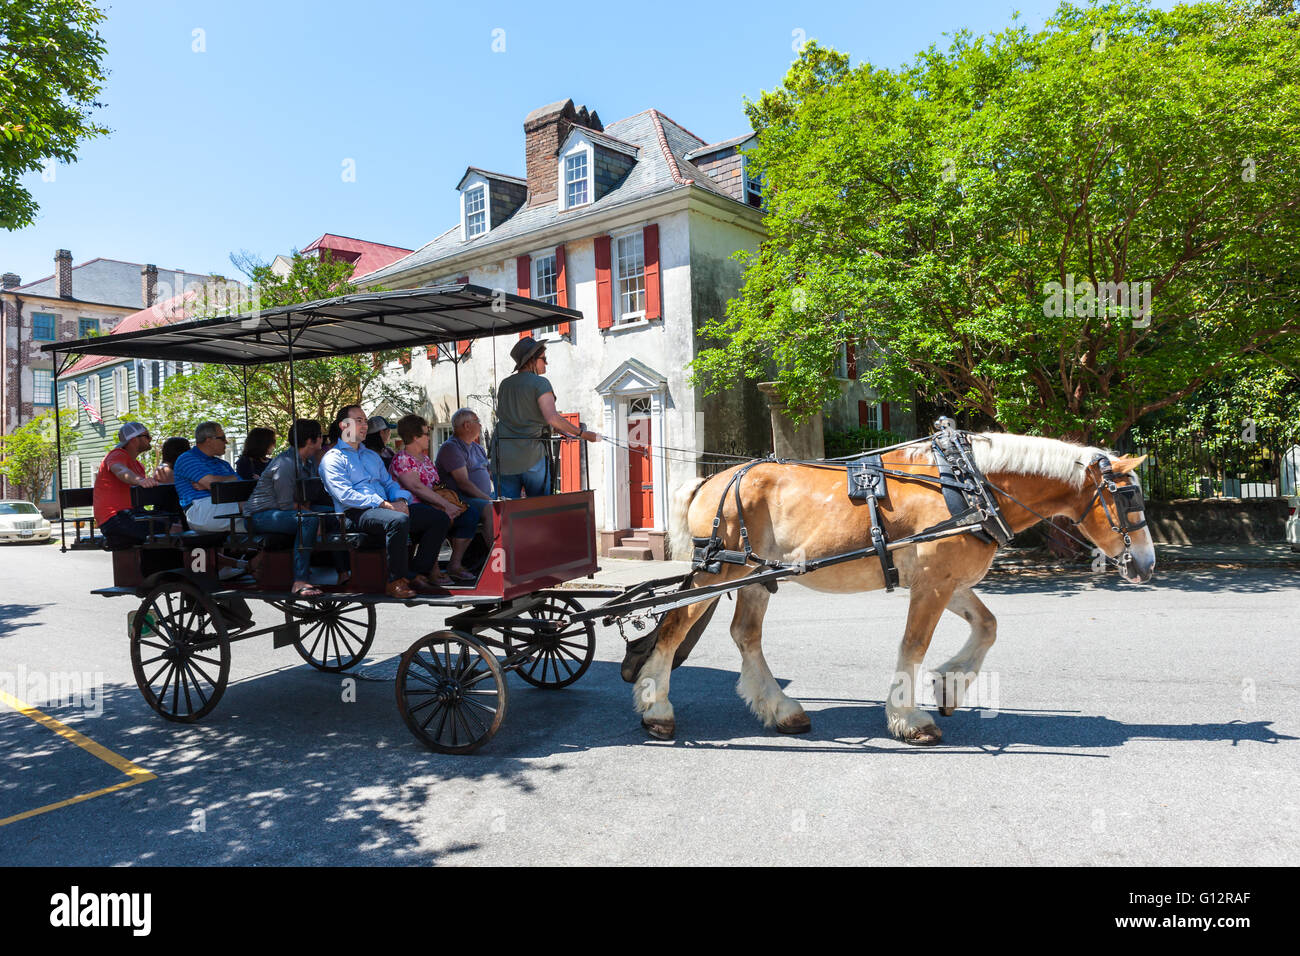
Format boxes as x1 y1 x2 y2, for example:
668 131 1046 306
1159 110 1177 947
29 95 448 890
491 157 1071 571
1123 426 1300 500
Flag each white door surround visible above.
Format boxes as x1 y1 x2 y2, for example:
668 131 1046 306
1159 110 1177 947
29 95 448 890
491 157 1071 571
596 359 668 532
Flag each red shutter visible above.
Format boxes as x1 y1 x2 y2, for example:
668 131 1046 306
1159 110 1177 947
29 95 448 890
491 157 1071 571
515 256 532 339
643 223 661 321
881 402 891 432
559 412 581 492
594 235 613 329
858 400 870 427
456 276 471 354
555 244 570 336
846 342 857 378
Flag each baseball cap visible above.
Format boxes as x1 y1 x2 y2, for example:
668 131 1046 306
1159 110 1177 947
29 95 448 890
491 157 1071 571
116 421 149 449
367 416 395 432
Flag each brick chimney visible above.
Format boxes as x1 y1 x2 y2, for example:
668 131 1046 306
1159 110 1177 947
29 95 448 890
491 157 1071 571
55 249 73 299
142 264 158 306
1 273 19 290
524 99 603 207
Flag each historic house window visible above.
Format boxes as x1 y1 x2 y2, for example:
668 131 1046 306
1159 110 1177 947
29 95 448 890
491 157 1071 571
33 369 52 405
65 383 79 423
614 232 646 324
464 186 486 238
78 317 99 338
32 312 56 341
532 253 558 335
113 366 130 414
565 153 589 207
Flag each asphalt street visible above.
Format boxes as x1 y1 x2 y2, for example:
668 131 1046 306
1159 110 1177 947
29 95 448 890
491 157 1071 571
2 540 1296 865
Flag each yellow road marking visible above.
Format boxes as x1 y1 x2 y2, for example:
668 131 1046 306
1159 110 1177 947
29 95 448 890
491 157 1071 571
0 688 156 827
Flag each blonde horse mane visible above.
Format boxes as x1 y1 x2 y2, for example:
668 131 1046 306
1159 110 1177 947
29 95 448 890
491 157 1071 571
902 432 1112 489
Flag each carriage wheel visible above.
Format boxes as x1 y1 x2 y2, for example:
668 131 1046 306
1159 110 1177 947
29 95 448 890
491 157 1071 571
498 595 595 690
283 600 376 672
130 580 230 723
396 630 506 754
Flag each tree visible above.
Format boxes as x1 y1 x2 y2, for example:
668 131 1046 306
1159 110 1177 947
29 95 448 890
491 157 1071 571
0 410 77 503
693 0 1300 445
126 252 423 452
0 0 110 230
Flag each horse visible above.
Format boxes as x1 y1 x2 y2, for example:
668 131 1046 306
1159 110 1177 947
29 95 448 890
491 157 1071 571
622 432 1154 745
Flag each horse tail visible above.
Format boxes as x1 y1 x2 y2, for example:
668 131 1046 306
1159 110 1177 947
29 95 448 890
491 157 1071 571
669 476 709 561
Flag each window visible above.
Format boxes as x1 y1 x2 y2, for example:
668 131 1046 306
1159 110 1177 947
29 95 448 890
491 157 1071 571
65 455 81 488
33 369 52 405
78 317 99 338
87 374 101 414
614 232 646 324
136 361 145 395
629 396 652 417
32 312 56 341
743 157 763 207
565 152 588 207
464 185 486 238
532 253 559 335
43 477 55 502
859 401 881 431
834 344 849 379
113 366 130 415
65 383 79 424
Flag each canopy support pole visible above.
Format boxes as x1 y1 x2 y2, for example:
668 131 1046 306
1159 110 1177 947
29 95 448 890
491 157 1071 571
52 355 66 552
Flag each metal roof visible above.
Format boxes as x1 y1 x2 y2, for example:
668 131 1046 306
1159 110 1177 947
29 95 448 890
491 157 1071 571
41 285 582 367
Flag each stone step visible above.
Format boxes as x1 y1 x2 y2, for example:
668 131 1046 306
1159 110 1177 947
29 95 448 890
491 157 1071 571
608 545 654 560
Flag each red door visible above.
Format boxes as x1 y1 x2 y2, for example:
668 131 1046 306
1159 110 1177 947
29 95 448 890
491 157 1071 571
627 417 653 528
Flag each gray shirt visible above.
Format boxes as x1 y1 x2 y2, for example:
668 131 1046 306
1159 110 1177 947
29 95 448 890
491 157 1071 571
494 371 553 474
246 447 318 514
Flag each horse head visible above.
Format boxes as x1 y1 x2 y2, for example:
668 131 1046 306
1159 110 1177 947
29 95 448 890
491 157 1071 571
1072 454 1155 584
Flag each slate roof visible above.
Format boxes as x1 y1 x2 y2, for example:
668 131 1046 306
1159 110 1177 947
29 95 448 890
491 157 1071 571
684 132 755 161
15 258 218 309
359 109 755 286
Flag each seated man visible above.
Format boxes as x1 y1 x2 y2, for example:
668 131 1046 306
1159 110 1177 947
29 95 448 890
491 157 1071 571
319 405 441 599
245 419 340 596
93 422 159 550
435 406 496 545
173 421 244 533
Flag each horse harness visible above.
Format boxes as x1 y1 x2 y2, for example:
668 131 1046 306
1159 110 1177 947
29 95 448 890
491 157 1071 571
691 421 1014 593
1071 452 1148 574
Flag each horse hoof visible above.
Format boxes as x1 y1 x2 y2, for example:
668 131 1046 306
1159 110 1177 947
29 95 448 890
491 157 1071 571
938 706 955 717
904 724 943 746
642 718 675 740
775 712 812 734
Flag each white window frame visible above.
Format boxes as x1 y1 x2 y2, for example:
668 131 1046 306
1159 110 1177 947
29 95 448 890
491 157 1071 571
66 455 81 488
462 183 487 240
87 373 101 414
66 383 79 424
558 140 593 211
861 402 882 432
113 366 130 415
612 229 647 326
531 250 560 337
33 368 53 406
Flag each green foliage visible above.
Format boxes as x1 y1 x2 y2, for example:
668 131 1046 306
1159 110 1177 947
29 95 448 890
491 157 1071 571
693 0 1300 444
0 0 110 230
0 409 77 502
823 426 904 458
125 252 424 447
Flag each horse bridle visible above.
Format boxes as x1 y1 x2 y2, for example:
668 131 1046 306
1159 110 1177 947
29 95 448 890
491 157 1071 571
1071 453 1148 569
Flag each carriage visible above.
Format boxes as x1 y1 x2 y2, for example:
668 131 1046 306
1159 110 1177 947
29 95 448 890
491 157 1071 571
43 285 1154 752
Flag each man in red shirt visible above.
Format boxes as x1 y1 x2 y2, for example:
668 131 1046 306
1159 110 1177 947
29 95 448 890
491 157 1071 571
93 422 158 550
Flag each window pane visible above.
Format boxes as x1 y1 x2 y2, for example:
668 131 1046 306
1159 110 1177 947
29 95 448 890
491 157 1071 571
565 153 588 206
33 313 55 340
615 233 645 322
33 370 52 405
465 186 486 237
78 317 98 337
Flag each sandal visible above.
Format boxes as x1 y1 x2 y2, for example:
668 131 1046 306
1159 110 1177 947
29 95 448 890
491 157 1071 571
447 568 476 582
292 583 324 597
434 571 455 587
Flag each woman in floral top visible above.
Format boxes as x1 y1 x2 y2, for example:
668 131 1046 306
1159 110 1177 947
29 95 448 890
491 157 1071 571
391 415 484 583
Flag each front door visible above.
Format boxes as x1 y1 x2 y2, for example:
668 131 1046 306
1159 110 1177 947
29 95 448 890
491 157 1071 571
627 412 653 529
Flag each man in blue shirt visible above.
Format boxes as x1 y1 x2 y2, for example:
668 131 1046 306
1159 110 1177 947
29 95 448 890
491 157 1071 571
320 405 439 598
174 421 244 533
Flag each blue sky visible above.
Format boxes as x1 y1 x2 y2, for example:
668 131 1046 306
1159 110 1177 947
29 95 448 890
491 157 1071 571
3 0 1160 287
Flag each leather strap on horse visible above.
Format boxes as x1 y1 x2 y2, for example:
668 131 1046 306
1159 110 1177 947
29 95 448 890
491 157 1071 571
858 454 900 591
692 458 781 592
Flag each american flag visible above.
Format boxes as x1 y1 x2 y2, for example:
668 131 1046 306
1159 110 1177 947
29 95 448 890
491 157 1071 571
79 396 103 424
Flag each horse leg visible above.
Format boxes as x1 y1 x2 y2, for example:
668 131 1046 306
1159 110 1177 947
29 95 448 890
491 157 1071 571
932 587 998 717
886 583 954 744
730 582 809 733
632 596 721 740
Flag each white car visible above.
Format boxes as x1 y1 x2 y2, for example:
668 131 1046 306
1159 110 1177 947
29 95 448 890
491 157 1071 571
0 500 53 543
1287 496 1299 553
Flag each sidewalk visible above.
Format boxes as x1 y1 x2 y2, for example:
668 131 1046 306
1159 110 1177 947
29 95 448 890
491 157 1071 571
583 542 1300 587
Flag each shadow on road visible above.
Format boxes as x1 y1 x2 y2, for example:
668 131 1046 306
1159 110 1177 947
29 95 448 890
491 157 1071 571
977 565 1299 595
0 603 50 639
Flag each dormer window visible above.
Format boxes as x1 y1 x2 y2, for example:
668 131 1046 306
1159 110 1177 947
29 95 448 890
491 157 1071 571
743 156 763 208
464 185 486 238
565 153 589 207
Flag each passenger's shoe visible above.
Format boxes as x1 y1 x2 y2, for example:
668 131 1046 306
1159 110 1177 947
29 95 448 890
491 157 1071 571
407 575 439 595
385 578 416 599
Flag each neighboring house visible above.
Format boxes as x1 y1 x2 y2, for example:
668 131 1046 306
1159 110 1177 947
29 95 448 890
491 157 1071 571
0 250 221 502
271 233 414 281
49 286 245 516
356 98 908 559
